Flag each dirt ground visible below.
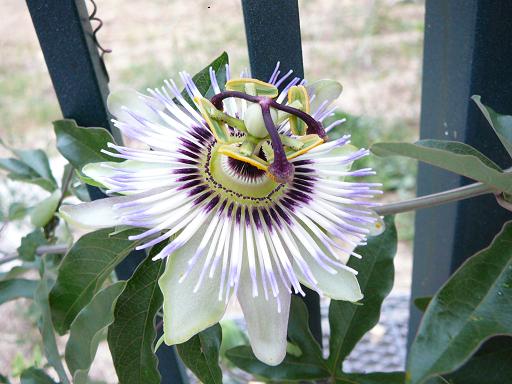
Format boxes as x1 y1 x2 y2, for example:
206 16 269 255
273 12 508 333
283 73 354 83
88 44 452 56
0 0 424 381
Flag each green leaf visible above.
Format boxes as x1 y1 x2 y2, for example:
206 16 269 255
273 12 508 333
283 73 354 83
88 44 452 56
442 336 512 384
0 279 38 304
35 256 70 384
181 51 229 106
406 220 512 384
413 296 432 313
20 368 57 384
66 281 126 384
30 190 61 227
49 228 141 334
8 202 27 221
371 140 512 194
18 229 48 262
219 319 248 361
53 119 121 171
472 95 512 158
107 245 165 384
0 157 35 177
12 149 57 187
0 152 57 192
177 324 223 384
336 372 405 383
227 296 330 381
328 216 397 373
0 373 10 384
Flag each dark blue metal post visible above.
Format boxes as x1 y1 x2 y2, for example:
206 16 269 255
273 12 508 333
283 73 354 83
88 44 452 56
408 0 512 346
241 0 323 346
26 1 187 382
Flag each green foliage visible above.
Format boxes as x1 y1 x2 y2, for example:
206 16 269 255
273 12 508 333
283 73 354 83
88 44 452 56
8 202 28 221
35 256 70 384
30 190 61 228
19 368 56 384
177 325 223 384
329 216 397 373
107 244 165 384
53 119 121 171
336 372 406 383
413 296 432 313
66 282 126 384
472 95 512 158
227 217 399 383
17 229 48 262
0 279 38 305
0 141 57 192
181 51 229 106
49 228 141 334
407 220 512 384
442 337 512 384
372 140 512 193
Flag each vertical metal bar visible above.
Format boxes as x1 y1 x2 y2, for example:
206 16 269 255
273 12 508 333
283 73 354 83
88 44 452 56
241 0 323 346
408 0 512 346
25 1 187 382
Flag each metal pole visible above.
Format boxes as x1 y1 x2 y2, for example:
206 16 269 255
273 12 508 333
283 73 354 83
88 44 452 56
25 1 187 382
241 0 323 346
409 0 512 347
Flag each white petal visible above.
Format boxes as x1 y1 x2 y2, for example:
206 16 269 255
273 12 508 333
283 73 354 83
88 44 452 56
82 160 170 194
107 88 163 124
59 196 128 230
237 262 291 366
292 232 363 302
159 225 229 345
59 188 166 230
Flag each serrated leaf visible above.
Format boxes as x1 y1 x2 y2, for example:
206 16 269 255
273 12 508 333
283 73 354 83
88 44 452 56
53 119 121 171
472 95 512 158
20 367 57 384
107 244 165 384
0 279 38 304
35 256 70 384
18 229 48 262
406 220 512 384
336 371 405 383
66 281 126 384
328 216 397 373
227 296 330 381
371 140 512 194
49 228 141 334
177 324 223 384
181 51 229 106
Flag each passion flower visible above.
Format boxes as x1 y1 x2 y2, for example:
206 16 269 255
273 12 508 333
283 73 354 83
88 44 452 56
61 62 381 365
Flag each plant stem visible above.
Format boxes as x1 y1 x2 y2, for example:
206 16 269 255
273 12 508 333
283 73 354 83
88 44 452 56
374 182 493 216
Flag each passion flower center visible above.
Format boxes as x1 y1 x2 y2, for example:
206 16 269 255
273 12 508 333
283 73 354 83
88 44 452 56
207 143 283 201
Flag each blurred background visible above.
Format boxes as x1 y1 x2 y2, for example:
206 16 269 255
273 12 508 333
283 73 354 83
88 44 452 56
0 0 424 381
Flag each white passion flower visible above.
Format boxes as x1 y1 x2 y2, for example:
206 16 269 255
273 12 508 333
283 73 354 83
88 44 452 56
60 63 382 366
